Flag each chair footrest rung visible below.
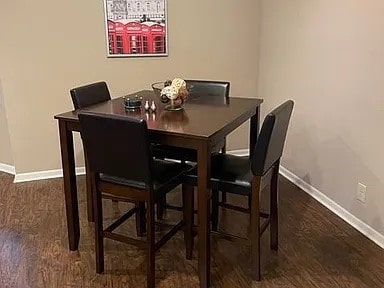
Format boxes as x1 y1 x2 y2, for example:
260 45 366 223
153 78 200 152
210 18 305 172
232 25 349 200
104 220 185 251
211 230 250 245
165 204 198 214
218 202 270 218
218 202 250 213
154 220 182 229
164 204 183 211
103 231 147 249
154 220 184 251
102 193 138 203
105 206 138 233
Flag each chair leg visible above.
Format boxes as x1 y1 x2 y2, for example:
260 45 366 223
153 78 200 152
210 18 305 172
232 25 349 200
221 191 227 203
93 176 104 274
250 177 261 281
247 195 252 221
156 159 188 221
136 202 146 237
182 184 194 260
270 163 279 251
211 189 219 231
221 141 227 204
156 195 165 220
147 200 156 288
84 152 95 222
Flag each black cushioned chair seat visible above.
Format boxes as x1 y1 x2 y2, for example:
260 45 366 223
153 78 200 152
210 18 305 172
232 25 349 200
101 159 194 197
184 154 256 195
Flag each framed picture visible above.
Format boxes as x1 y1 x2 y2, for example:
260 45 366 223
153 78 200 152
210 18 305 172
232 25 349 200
103 0 168 57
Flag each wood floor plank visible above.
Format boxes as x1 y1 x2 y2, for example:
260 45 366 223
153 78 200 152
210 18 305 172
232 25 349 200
1 171 384 287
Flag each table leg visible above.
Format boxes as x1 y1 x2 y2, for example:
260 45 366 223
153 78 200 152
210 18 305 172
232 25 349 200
249 107 261 209
249 106 260 160
59 120 80 251
197 142 211 288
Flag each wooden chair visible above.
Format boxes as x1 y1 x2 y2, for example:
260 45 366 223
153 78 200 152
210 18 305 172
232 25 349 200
153 80 230 219
69 81 113 223
70 81 111 110
78 111 194 288
183 100 294 280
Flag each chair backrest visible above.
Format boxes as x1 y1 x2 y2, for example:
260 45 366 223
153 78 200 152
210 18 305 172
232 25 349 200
78 112 152 186
251 100 294 176
186 80 230 104
70 81 111 109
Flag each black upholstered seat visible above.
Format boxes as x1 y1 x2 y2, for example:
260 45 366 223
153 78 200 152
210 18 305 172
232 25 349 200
183 154 255 195
78 111 194 288
100 159 193 195
183 100 294 281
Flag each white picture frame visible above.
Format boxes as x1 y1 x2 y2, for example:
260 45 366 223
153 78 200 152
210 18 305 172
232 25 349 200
103 0 168 57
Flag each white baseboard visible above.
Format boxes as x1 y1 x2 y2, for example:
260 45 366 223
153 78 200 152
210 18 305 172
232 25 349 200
0 163 15 175
13 167 85 183
228 149 249 157
279 166 384 249
227 149 384 249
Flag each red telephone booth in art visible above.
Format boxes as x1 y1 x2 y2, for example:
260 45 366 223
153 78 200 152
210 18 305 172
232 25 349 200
107 20 116 54
114 22 127 54
140 24 150 54
149 24 166 54
125 22 146 54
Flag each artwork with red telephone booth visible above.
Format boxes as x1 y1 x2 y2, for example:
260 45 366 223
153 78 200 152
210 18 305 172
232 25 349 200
104 0 167 57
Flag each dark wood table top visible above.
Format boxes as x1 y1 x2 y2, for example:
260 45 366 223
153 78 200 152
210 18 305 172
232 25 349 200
55 90 263 140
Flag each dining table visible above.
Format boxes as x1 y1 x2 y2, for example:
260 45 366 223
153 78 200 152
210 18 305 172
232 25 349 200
54 89 263 288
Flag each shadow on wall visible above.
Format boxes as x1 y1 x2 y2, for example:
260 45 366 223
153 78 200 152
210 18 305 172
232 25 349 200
282 124 384 235
0 79 14 166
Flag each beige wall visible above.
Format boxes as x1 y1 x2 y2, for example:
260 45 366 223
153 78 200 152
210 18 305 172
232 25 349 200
0 80 13 165
0 0 261 173
258 0 384 234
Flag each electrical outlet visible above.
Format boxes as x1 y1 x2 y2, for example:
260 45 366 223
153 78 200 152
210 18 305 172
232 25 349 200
357 183 367 203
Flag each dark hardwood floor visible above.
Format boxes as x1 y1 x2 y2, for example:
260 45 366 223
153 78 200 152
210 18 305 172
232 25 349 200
1 171 384 287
